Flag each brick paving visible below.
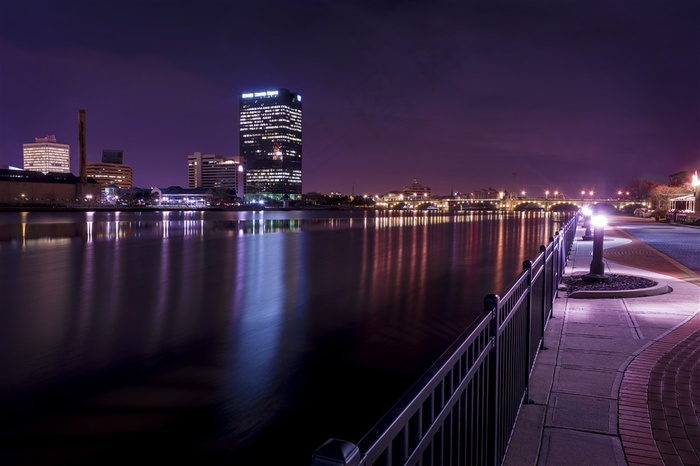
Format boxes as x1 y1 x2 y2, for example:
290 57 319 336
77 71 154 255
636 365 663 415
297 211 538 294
505 218 700 466
600 221 700 466
619 312 700 466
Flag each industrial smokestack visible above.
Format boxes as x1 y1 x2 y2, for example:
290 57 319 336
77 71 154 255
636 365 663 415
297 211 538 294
79 109 87 183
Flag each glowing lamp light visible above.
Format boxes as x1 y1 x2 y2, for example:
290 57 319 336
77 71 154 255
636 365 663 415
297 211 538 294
591 215 607 228
582 206 592 216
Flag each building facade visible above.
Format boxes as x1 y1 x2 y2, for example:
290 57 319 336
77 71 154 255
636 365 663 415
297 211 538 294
23 135 70 174
187 152 246 197
86 149 133 189
86 162 133 189
0 168 101 206
239 88 302 200
403 179 432 198
102 149 124 164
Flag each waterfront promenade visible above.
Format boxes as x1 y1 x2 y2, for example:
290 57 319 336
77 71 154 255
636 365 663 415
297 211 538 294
504 217 700 465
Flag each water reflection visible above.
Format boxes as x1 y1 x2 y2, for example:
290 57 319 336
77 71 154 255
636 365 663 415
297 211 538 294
0 209 571 463
0 210 567 248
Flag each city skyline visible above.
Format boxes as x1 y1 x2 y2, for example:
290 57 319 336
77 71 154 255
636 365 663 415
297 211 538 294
1 1 698 196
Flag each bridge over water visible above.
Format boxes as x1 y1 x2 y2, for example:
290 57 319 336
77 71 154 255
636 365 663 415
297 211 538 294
379 196 651 212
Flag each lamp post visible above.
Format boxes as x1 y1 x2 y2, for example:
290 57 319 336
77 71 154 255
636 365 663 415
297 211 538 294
581 206 593 240
692 171 699 215
583 214 609 282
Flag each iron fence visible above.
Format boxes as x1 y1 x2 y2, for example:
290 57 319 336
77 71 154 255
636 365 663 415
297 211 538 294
312 214 577 466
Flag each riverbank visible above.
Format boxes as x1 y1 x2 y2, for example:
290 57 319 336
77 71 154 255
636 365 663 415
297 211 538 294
504 217 700 465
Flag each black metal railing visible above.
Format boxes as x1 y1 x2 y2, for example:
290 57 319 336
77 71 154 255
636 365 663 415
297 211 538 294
311 214 577 466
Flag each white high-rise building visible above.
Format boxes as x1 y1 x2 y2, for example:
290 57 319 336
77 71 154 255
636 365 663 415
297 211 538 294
23 135 70 174
187 152 246 197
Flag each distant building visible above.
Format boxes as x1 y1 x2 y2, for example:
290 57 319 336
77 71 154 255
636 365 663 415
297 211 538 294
23 135 70 174
86 149 133 189
0 168 100 205
102 149 124 164
151 186 214 208
86 162 133 189
187 152 246 196
472 187 503 200
403 180 431 198
240 88 302 200
668 170 694 187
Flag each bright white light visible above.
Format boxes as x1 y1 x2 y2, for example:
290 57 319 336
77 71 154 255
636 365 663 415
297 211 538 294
266 91 278 96
591 215 607 228
242 93 254 98
582 206 592 216
238 165 244 172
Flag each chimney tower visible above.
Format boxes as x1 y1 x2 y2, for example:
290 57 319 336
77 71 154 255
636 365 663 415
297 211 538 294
79 109 87 183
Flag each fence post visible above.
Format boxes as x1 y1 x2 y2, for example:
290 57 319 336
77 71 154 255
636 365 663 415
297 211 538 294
311 439 360 466
522 260 533 403
484 293 500 466
539 245 549 350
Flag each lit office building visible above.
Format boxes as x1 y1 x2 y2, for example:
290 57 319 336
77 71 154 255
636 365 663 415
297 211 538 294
86 163 133 189
187 152 246 196
239 88 302 200
23 135 70 174
86 149 133 189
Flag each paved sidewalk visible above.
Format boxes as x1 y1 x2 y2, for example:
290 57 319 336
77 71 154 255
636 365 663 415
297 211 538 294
504 219 700 465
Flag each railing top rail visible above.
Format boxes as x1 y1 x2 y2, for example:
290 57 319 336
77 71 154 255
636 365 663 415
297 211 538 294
356 311 492 454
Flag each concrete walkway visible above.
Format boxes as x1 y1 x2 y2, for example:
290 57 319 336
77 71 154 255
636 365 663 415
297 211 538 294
504 219 700 465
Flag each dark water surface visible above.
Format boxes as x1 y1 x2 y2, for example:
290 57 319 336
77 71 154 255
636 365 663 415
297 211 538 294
0 209 565 464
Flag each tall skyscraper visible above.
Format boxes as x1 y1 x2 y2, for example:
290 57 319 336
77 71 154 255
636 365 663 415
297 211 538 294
23 135 70 174
187 152 246 196
239 88 302 200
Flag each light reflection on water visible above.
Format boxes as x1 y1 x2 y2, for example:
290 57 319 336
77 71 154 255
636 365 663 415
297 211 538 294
0 209 564 246
0 209 569 463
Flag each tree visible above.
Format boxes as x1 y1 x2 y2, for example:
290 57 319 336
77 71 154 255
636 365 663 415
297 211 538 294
650 184 687 210
624 179 657 201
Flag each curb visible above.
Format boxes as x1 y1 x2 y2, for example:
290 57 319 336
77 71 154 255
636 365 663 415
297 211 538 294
567 280 672 299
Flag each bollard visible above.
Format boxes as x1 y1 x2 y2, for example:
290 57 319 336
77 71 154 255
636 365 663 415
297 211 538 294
582 215 609 282
311 438 360 466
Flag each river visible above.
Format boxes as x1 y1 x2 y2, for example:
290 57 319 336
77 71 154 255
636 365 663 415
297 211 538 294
0 209 567 464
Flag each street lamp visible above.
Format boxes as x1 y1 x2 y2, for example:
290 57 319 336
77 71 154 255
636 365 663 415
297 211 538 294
545 190 550 199
692 171 699 214
583 214 609 282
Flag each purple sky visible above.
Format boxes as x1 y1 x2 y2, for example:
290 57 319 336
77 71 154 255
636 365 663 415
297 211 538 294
1 0 698 196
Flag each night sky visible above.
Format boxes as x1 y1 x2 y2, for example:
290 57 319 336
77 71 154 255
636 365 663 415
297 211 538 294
1 0 698 197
